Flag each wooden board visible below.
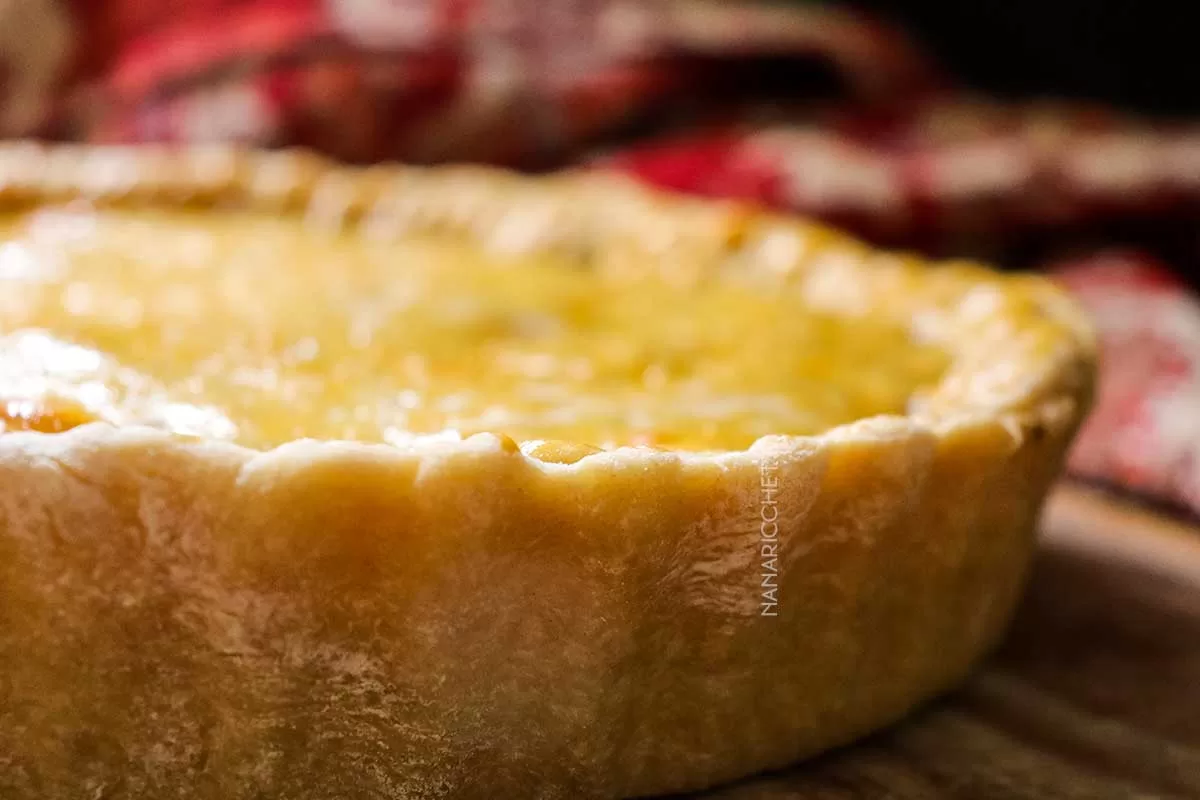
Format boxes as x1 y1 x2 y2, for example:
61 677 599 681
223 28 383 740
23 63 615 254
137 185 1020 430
685 484 1200 799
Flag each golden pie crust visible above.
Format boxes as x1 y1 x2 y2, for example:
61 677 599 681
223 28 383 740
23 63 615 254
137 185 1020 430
0 144 1095 799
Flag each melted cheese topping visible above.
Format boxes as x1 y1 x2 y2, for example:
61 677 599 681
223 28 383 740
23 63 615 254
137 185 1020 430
0 207 948 450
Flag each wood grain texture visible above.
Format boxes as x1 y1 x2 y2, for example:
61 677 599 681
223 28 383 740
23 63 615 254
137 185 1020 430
685 484 1200 799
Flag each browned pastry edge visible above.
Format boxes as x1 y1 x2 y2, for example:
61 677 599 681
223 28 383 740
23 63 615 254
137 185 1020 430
0 143 1095 799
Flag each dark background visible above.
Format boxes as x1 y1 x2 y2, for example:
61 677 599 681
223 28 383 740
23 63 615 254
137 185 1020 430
860 0 1199 115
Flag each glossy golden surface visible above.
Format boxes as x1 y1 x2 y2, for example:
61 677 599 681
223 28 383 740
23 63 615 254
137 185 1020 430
0 207 947 450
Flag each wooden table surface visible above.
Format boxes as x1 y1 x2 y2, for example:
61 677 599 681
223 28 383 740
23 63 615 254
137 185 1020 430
686 485 1200 800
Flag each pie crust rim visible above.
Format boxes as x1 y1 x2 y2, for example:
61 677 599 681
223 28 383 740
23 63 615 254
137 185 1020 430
0 143 1096 799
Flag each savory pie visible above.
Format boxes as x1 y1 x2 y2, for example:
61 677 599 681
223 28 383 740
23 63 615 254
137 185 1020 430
0 144 1094 799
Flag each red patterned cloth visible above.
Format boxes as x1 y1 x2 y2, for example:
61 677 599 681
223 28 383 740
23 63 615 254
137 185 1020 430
65 0 938 164
596 99 1200 248
1054 252 1200 515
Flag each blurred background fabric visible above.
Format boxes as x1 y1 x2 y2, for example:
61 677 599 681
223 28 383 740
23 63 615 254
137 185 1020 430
6 0 943 160
2 0 1199 515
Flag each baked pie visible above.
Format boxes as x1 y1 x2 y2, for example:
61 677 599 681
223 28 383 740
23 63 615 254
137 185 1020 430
0 145 1094 799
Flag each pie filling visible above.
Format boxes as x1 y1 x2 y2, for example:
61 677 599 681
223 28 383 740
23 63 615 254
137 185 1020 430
0 207 948 451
